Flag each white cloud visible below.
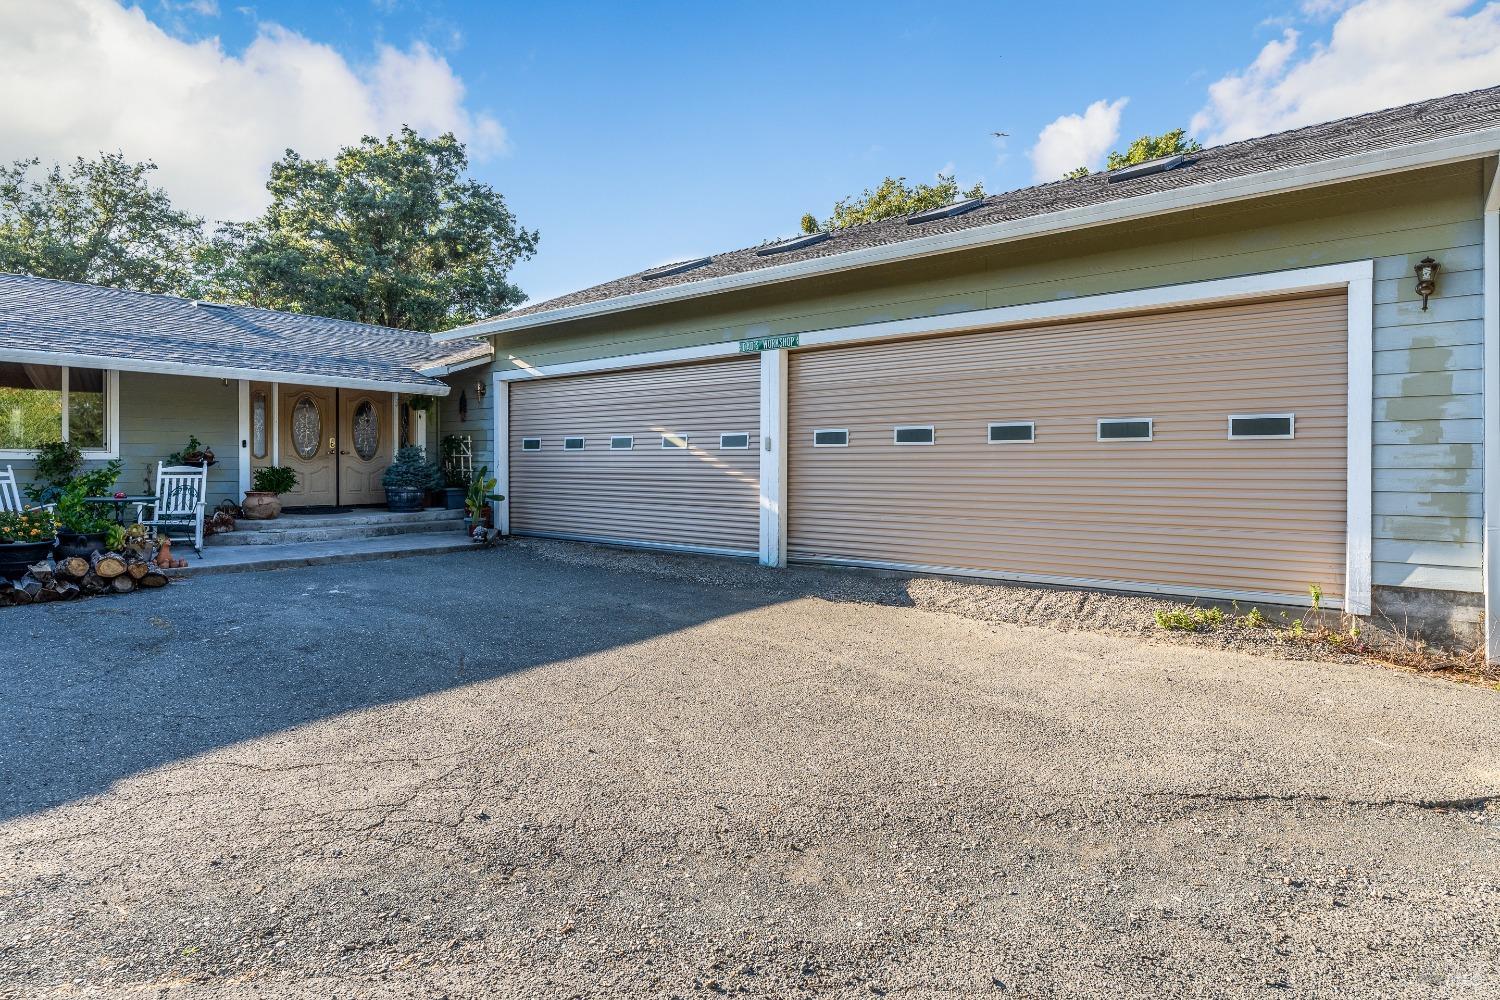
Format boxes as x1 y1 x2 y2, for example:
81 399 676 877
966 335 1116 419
1028 98 1128 182
0 0 507 222
1193 0 1500 145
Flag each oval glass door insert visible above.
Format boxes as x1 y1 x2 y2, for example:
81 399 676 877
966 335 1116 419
352 400 379 460
292 396 321 460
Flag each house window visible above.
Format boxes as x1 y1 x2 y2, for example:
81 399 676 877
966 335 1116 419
1097 418 1153 441
251 391 268 459
719 433 750 449
562 436 585 450
610 435 634 450
661 433 688 449
0 363 115 457
520 438 541 451
1228 413 1295 439
988 422 1035 443
813 429 849 447
893 425 935 445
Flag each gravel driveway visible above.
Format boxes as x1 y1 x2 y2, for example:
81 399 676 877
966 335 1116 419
1 540 1497 998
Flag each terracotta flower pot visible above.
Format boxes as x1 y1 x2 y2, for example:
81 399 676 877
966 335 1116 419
241 491 282 520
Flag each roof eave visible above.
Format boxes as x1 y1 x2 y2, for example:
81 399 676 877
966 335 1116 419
435 126 1500 343
414 347 495 377
0 347 451 395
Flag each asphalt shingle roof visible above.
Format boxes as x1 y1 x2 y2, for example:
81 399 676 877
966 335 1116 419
0 274 490 390
499 84 1500 325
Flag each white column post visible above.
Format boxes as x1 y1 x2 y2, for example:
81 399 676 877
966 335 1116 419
270 382 280 465
759 348 789 567
1481 157 1500 659
1344 264 1374 616
236 379 251 500
493 372 509 534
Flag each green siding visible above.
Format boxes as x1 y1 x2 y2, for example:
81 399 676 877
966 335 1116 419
472 161 1487 596
434 364 497 480
8 371 239 505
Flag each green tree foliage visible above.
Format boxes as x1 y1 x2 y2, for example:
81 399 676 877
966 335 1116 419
800 173 985 233
0 153 206 294
208 128 538 332
1064 128 1203 181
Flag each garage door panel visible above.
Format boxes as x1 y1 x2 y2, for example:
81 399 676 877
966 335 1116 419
788 293 1349 601
510 356 760 553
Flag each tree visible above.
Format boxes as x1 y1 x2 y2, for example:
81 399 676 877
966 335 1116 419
800 173 985 233
0 153 206 295
1063 128 1203 181
210 128 538 332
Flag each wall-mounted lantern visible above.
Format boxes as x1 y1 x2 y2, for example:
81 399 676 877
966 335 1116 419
1414 256 1439 311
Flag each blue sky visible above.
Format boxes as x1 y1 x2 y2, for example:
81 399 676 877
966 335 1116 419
4 1 1499 307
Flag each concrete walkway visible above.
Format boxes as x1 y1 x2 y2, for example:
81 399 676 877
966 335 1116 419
170 529 476 575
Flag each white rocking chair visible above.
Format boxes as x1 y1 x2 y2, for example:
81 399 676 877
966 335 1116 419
0 465 54 514
137 461 208 557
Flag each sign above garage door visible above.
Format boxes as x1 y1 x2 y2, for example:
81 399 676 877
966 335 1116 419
739 334 799 352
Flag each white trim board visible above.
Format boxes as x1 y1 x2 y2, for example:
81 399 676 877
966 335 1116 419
1482 156 1500 659
439 128 1500 342
0 347 451 396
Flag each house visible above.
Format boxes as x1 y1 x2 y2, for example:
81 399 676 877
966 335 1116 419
434 84 1500 651
0 275 493 508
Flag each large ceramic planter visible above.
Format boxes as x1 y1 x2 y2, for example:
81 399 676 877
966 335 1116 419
0 539 55 579
241 491 282 520
55 530 107 560
386 486 424 512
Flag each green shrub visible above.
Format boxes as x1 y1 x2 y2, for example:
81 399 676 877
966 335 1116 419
54 460 124 534
382 446 444 491
251 466 298 495
23 441 83 504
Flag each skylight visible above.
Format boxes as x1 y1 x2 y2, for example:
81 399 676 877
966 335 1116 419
640 256 713 281
1107 153 1189 183
755 231 831 257
906 197 985 225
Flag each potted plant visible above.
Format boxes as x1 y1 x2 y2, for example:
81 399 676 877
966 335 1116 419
382 446 442 512
166 435 216 467
0 508 58 579
464 466 499 529
54 460 123 559
242 466 298 520
440 435 470 509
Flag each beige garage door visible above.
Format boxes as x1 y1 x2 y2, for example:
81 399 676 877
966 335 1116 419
787 293 1348 603
509 356 761 554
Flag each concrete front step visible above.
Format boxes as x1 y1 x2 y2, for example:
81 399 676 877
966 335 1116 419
211 507 465 546
171 531 478 576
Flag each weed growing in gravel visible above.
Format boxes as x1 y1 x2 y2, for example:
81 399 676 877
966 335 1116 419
1153 607 1223 632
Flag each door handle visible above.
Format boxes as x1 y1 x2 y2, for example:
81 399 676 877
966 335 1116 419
339 450 350 456
327 437 336 455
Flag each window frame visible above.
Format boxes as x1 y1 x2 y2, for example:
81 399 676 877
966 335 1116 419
1227 413 1296 440
520 437 542 451
0 365 119 460
1096 417 1154 442
661 433 689 449
987 421 1036 444
561 436 586 451
610 435 634 450
719 432 751 450
812 428 850 448
892 425 936 446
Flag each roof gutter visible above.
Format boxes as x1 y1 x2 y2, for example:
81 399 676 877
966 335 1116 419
0 347 451 396
435 125 1500 343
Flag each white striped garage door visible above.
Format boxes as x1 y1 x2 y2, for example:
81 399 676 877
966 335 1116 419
508 356 761 555
786 293 1349 604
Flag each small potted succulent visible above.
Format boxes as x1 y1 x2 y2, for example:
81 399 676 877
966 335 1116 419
54 461 123 559
382 446 443 512
0 508 58 579
242 466 298 520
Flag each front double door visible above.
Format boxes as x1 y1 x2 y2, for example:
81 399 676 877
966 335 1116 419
279 386 392 508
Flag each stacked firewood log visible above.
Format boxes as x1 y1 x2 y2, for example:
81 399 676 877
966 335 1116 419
0 550 170 605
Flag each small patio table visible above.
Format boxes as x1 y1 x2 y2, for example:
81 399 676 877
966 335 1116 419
83 495 158 526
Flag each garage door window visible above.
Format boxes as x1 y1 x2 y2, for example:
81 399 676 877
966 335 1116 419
521 438 541 451
893 425 935 445
661 433 688 449
988 422 1035 443
563 436 585 450
720 433 750 449
1228 413 1295 439
1097 418 1153 441
610 435 634 450
813 429 849 447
